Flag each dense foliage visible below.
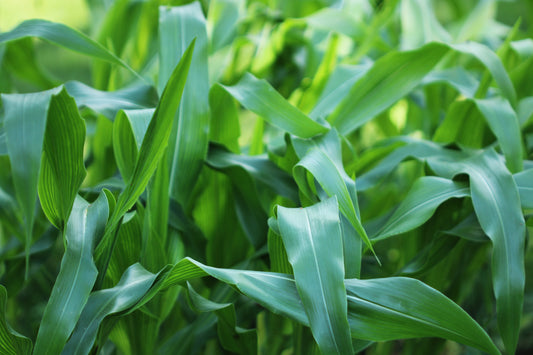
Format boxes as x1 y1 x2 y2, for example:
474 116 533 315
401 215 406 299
1 0 533 354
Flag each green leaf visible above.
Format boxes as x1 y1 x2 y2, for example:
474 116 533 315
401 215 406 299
62 263 159 355
38 88 87 230
219 73 329 138
159 3 210 208
475 97 523 173
187 283 257 355
64 81 157 120
428 149 525 355
345 277 500 355
514 168 533 208
34 193 109 355
1 87 61 272
372 177 470 241
328 42 516 134
277 197 353 354
0 20 139 78
0 285 32 355
112 109 153 183
293 130 375 258
94 39 195 288
328 42 449 134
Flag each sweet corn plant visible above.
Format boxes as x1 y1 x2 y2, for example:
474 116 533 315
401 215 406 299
1 0 533 354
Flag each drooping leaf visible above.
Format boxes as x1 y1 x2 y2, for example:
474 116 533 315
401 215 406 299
64 81 157 120
219 73 329 138
345 277 500 355
428 149 525 355
372 177 470 241
0 20 138 77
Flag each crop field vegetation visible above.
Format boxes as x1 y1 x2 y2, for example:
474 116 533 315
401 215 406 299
0 0 533 354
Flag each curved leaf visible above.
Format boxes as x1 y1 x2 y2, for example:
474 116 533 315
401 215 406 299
219 73 329 138
0 286 32 355
0 20 138 78
62 264 159 355
345 277 500 355
373 177 470 241
428 149 525 355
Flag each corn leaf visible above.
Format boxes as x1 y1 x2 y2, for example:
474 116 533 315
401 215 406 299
34 193 109 355
428 149 525 355
277 197 354 354
38 88 87 230
345 277 501 355
94 40 195 287
0 20 137 77
219 73 329 138
373 177 470 241
0 286 32 355
159 3 210 208
62 263 159 355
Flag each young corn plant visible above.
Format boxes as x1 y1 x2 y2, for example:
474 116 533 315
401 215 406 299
0 0 532 354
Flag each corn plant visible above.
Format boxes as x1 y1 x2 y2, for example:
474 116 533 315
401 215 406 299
0 0 532 354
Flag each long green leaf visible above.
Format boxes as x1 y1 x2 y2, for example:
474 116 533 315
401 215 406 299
34 193 109 355
159 2 210 207
62 264 159 355
0 20 138 78
428 149 525 355
345 277 500 355
64 81 157 120
94 40 195 287
277 197 353 354
328 41 516 134
373 177 470 241
219 73 329 138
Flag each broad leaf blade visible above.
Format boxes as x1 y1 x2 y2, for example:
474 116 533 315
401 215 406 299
429 149 525 355
277 197 353 354
345 277 500 355
38 88 87 230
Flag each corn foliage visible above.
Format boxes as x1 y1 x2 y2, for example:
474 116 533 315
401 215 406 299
1 0 533 354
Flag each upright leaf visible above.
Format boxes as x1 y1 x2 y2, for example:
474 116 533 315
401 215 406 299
94 40 195 287
159 3 210 208
277 197 353 354
34 193 109 355
38 88 87 230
